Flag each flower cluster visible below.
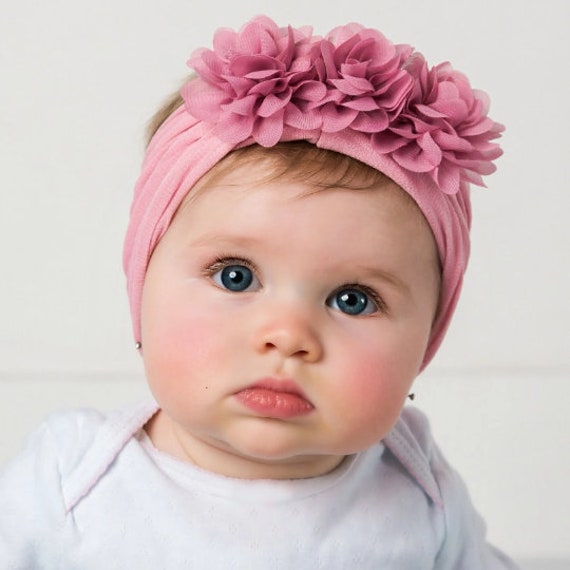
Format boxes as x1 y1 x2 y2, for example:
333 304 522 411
182 16 503 195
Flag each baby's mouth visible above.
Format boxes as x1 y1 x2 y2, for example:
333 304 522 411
234 378 314 419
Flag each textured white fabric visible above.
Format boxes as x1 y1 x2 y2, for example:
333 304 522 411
0 400 518 569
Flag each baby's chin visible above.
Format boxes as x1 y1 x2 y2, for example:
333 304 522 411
188 430 347 480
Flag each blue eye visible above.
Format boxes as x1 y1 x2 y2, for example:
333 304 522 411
214 264 255 292
328 288 377 316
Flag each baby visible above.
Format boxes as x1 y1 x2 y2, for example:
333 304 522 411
0 16 518 569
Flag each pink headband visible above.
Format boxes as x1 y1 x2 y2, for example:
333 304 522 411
123 16 503 369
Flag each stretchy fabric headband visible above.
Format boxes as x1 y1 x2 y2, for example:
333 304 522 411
123 15 503 370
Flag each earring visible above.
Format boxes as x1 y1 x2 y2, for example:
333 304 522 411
407 393 415 401
135 342 142 350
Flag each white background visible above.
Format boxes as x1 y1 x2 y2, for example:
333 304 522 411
1 0 568 566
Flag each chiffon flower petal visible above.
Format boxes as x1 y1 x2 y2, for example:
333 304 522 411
181 15 503 195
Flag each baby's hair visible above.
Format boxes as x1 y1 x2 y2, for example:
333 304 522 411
146 86 186 145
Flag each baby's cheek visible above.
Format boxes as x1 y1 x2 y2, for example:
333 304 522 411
335 350 410 425
145 311 226 388
169 315 226 369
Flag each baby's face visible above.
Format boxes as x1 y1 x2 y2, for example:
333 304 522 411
140 164 439 479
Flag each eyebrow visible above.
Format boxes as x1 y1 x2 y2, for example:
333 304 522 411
187 233 262 250
354 265 410 295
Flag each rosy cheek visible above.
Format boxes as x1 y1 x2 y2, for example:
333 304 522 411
171 315 223 366
334 348 410 423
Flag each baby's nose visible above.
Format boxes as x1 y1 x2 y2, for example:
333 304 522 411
251 304 323 362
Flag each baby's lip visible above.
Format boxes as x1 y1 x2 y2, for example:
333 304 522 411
238 377 311 402
233 377 314 418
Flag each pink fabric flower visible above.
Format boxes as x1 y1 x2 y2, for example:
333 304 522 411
180 16 503 195
312 25 414 134
372 54 504 194
183 16 325 146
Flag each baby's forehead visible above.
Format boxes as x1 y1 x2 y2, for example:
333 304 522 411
175 155 419 232
173 166 431 252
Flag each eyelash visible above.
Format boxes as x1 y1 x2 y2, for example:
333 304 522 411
203 255 258 279
335 282 387 314
203 255 387 314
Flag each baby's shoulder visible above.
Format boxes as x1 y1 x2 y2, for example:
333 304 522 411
0 407 110 541
39 407 108 476
13 400 156 485
25 400 158 511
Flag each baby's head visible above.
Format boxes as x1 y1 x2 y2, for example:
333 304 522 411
122 17 502 476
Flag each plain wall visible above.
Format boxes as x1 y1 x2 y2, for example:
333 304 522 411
1 0 569 566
